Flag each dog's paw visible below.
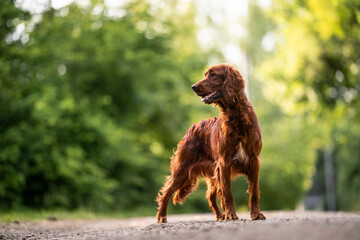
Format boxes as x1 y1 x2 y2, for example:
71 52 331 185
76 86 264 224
225 212 239 221
157 216 167 223
251 212 266 220
216 213 225 221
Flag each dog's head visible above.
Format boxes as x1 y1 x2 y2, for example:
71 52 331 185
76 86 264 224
192 64 245 106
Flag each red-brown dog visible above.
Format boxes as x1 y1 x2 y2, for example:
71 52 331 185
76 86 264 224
156 64 265 223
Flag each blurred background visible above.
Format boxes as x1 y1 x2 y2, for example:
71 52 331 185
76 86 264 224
0 0 359 217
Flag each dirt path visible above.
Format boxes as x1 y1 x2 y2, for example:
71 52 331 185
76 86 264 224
1 211 359 240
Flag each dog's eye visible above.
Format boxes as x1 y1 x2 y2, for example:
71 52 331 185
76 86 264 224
210 72 216 77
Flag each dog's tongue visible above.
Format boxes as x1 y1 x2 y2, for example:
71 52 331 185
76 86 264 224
201 91 222 103
201 92 215 103
201 96 209 103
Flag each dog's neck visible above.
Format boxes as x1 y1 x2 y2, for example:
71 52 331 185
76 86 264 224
219 90 254 135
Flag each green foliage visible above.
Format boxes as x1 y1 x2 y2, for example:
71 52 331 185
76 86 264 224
257 0 360 210
228 2 316 210
0 0 208 212
1 0 359 215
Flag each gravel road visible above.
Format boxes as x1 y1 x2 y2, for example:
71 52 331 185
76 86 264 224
1 211 359 240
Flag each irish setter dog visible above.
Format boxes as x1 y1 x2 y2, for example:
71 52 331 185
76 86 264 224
156 63 265 223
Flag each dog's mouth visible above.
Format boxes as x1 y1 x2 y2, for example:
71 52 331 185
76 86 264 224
200 91 222 104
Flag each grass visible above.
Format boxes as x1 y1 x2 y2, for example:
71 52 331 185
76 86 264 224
0 207 157 222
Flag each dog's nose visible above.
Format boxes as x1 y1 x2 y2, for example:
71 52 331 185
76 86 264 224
192 84 199 92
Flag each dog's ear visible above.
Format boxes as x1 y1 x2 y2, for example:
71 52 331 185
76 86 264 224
223 65 245 103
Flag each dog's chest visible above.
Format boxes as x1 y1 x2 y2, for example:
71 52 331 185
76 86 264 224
232 143 249 165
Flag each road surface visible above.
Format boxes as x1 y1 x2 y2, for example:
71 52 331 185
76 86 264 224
1 211 359 240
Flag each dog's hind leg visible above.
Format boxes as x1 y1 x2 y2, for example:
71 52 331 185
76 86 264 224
156 172 188 223
173 178 199 205
205 177 225 220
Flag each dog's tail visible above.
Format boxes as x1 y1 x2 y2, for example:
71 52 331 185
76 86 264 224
172 178 199 205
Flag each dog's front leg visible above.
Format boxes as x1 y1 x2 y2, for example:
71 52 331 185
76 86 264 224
217 157 238 220
247 156 266 220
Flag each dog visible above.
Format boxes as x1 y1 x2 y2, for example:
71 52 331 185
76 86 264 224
156 63 265 223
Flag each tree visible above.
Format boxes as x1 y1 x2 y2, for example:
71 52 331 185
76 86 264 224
258 0 360 210
0 0 209 211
